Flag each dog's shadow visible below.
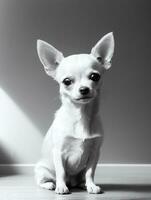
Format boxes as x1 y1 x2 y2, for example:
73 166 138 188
70 183 151 194
100 183 151 193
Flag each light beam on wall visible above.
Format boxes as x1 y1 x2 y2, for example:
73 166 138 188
0 87 43 164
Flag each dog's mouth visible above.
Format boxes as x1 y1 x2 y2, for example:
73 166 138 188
76 96 92 100
74 96 93 103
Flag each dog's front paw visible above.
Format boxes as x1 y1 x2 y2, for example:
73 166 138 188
86 183 102 194
55 183 69 194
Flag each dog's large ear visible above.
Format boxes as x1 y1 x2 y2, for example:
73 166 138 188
37 40 64 77
91 32 114 70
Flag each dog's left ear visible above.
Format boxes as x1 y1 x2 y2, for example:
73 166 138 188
91 32 115 70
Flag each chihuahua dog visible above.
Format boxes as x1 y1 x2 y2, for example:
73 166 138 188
35 32 114 194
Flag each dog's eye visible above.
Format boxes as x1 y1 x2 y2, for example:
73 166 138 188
89 73 101 82
62 78 72 86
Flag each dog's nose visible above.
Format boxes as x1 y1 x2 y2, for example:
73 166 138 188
79 86 90 95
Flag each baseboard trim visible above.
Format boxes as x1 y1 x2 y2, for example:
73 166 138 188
0 164 35 175
0 164 151 175
0 164 35 167
98 163 151 167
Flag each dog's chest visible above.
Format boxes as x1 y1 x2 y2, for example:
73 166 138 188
62 136 100 175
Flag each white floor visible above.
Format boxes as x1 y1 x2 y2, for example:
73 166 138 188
0 165 151 200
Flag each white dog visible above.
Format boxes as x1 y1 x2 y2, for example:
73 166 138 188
35 32 114 194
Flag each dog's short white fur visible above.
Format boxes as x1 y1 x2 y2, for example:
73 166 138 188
35 32 114 194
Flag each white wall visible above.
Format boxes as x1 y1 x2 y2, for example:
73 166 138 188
0 0 151 164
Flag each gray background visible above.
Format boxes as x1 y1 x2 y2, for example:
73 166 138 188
0 0 151 164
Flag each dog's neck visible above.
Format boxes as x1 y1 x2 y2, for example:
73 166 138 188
59 92 101 138
56 89 102 139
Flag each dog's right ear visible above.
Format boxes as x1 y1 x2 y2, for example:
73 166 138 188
37 40 64 77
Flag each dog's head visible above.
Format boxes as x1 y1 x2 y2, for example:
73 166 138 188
37 33 114 104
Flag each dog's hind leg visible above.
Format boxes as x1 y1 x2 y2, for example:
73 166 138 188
35 163 56 190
